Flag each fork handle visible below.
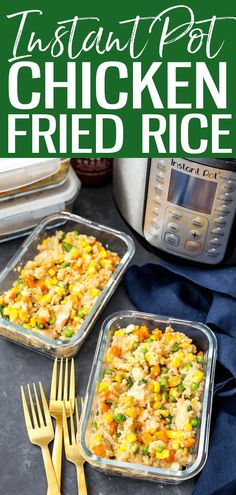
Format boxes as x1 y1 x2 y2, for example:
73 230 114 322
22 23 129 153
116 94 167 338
47 421 63 494
42 446 61 495
76 464 87 495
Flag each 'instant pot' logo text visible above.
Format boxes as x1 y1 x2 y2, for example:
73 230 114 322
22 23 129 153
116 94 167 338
171 159 217 179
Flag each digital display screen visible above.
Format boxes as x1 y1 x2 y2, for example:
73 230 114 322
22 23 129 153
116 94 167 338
168 169 217 214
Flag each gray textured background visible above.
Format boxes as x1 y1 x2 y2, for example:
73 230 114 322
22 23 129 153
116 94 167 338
0 183 193 495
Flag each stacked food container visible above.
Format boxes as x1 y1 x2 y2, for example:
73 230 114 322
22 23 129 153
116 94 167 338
0 158 81 242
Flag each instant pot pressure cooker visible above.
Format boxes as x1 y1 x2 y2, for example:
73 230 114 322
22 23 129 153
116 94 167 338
113 158 236 265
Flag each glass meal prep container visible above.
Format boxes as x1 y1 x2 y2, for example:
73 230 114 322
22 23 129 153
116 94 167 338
0 166 80 243
80 311 217 484
0 158 70 200
0 214 135 358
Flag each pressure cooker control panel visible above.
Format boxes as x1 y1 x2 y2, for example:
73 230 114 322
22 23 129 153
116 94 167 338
143 158 236 264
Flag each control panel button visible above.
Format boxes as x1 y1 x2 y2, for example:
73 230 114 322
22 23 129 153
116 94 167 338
168 209 184 222
222 181 235 192
190 216 208 230
150 227 159 237
155 184 163 194
211 227 225 236
157 160 166 171
209 238 221 246
217 193 233 203
184 240 202 254
156 172 165 183
208 248 220 257
153 207 160 215
216 205 231 215
164 232 180 246
214 217 227 226
154 195 162 205
167 222 179 233
190 230 202 240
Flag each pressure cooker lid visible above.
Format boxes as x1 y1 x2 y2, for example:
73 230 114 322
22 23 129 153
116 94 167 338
187 157 236 172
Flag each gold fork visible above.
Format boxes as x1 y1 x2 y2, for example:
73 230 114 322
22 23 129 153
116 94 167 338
63 399 87 495
48 358 75 492
21 382 61 495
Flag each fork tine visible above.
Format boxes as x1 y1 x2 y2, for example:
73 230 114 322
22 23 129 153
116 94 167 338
21 386 32 429
70 400 76 444
57 358 63 401
69 358 75 402
75 399 79 435
63 358 68 401
50 358 58 401
33 383 44 427
62 401 70 446
27 384 38 428
39 382 51 425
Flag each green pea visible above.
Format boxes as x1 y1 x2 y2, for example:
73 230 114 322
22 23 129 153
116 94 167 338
160 366 168 374
116 430 122 437
197 356 204 365
184 363 193 370
113 413 126 423
105 368 114 376
125 376 133 389
156 445 164 453
191 418 200 428
143 347 149 354
187 405 193 412
73 231 79 238
59 262 70 269
131 443 139 454
64 328 74 338
159 376 168 392
138 379 147 386
36 322 44 330
49 314 56 325
172 343 180 352
78 310 86 318
62 242 73 252
142 446 149 456
191 382 199 391
178 383 185 393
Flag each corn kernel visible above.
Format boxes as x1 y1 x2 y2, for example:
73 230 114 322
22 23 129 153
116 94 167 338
156 449 170 460
82 253 91 261
168 376 181 388
115 374 122 383
23 324 31 330
48 268 56 277
167 430 183 439
0 296 3 305
154 393 161 401
21 269 26 277
145 354 151 362
88 263 96 274
84 245 92 253
9 308 19 322
19 310 28 321
71 248 80 260
56 287 64 297
187 353 195 361
184 423 193 432
99 382 108 392
101 259 111 268
73 316 80 322
120 444 127 451
172 357 181 368
99 249 107 258
95 434 102 443
124 397 133 406
114 330 125 337
154 382 161 393
30 317 36 327
127 407 137 419
83 306 90 315
107 355 112 363
126 433 137 443
193 371 204 384
42 294 52 304
3 306 10 316
90 288 100 298
148 383 154 392
161 409 170 417
104 413 113 423
169 388 180 399
153 401 162 410
182 447 188 456
150 428 157 435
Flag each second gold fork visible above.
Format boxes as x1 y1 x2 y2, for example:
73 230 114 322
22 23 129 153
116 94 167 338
48 358 75 493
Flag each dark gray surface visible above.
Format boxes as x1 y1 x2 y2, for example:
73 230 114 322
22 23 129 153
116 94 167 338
0 183 194 495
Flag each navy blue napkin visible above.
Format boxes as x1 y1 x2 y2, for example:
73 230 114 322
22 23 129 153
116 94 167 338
124 261 236 495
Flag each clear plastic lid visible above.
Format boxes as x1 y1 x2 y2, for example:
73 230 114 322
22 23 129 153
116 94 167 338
0 167 80 236
0 158 61 192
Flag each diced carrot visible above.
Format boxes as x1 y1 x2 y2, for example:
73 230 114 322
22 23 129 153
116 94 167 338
141 432 153 445
93 443 106 457
184 438 196 448
108 421 117 436
99 390 112 401
154 430 168 443
137 326 150 342
151 365 161 378
111 346 121 357
101 403 110 414
152 328 162 339
25 276 38 288
165 449 175 463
